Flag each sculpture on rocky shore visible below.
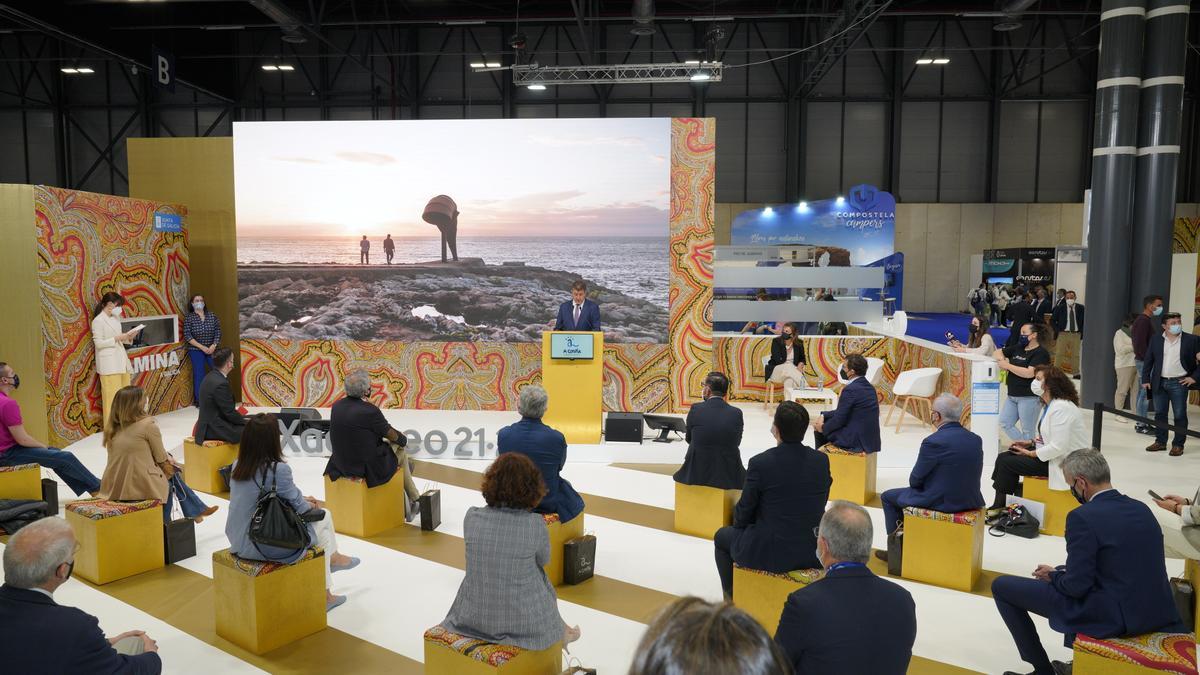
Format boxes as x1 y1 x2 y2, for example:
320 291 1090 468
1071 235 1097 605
422 195 460 262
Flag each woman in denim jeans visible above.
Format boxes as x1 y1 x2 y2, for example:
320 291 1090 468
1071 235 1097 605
993 322 1052 445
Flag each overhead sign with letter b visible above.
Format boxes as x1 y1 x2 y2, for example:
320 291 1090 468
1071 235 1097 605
152 45 175 93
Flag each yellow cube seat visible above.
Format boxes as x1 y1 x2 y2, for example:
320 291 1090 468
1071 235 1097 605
900 507 984 592
423 626 562 675
0 462 42 500
183 437 239 494
212 547 327 655
821 445 877 505
1072 632 1197 675
732 565 823 636
674 482 739 539
542 512 585 586
324 472 406 537
65 499 164 584
1187 559 1198 642
1022 476 1078 536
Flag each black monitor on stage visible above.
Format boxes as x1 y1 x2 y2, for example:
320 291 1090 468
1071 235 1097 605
277 407 325 433
642 414 686 443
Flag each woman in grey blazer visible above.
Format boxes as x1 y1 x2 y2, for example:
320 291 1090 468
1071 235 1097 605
440 453 581 650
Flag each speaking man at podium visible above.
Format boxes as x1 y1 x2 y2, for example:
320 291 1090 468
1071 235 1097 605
554 280 601 332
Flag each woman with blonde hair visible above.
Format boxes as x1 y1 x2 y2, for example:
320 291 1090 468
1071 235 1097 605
91 291 140 424
100 385 216 522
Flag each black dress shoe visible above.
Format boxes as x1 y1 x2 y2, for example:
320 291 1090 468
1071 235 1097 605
1052 660 1072 675
874 549 888 563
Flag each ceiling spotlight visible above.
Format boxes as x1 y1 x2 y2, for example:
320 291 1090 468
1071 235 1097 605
763 206 774 215
797 201 809 211
915 58 934 65
469 62 485 69
932 58 950 65
60 67 78 74
835 196 846 205
527 83 546 91
485 61 501 68
261 64 279 71
76 67 95 74
276 64 295 71
690 71 711 81
684 59 700 65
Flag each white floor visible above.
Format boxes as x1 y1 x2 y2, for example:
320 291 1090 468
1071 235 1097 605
1 402 1196 674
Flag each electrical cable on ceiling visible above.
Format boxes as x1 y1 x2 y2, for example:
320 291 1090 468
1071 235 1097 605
725 3 891 69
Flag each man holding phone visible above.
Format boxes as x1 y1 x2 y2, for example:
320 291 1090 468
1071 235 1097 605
1150 487 1200 559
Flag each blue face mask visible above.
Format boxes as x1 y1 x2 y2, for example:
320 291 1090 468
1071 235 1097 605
1153 306 1164 316
1018 335 1030 347
1168 324 1183 335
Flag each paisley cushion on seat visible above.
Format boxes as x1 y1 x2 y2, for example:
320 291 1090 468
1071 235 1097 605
423 625 523 666
211 547 324 577
734 564 824 584
1075 632 1197 674
65 499 161 520
903 507 981 526
0 463 38 473
820 444 865 457
541 513 561 525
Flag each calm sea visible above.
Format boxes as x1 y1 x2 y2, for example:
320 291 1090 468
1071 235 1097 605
237 235 669 310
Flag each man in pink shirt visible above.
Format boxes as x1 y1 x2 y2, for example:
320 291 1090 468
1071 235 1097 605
0 362 101 496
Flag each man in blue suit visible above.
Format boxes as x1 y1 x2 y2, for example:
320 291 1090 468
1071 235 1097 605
1140 312 1200 456
673 371 745 489
878 393 984 537
713 401 831 598
0 518 162 674
553 279 601 332
812 353 881 454
497 384 585 523
992 449 1185 675
775 500 917 674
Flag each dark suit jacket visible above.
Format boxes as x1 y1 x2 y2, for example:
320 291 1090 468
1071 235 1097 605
498 417 585 523
1046 490 1184 637
0 584 162 674
1141 332 1200 393
765 337 806 381
775 565 916 675
1031 297 1052 321
1051 302 1085 336
553 299 601 332
1005 301 1035 348
730 442 831 573
821 378 881 454
673 396 745 489
195 370 246 443
326 396 400 488
887 422 985 514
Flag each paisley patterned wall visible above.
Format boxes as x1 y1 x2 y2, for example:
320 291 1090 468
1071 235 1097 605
240 119 714 413
35 187 190 446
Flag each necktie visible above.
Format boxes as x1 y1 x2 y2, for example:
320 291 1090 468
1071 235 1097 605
573 304 581 326
1068 307 1075 332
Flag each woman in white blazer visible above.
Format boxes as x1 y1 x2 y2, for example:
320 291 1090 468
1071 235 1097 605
988 364 1088 511
91 291 140 424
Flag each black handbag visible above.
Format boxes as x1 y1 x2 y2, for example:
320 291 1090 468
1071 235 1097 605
563 534 597 585
164 518 197 564
419 489 441 531
988 504 1041 539
248 462 312 553
886 526 904 576
1170 577 1195 632
41 478 58 515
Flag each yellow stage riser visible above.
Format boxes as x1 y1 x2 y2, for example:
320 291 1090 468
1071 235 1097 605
66 507 164 585
183 438 239 495
673 483 739 539
0 465 42 500
544 513 586 586
1187 559 1199 642
900 513 985 592
827 452 878 505
540 332 604 445
324 475 407 538
1022 477 1079 537
732 567 818 636
423 640 563 675
214 553 327 655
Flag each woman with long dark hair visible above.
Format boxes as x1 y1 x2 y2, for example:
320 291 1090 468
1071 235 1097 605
182 293 222 406
951 315 997 355
225 414 360 611
90 291 140 424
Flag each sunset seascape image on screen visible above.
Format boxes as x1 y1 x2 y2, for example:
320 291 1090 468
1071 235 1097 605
232 118 670 343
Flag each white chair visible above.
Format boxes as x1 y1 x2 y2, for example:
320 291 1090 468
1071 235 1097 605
889 310 908 336
885 367 942 431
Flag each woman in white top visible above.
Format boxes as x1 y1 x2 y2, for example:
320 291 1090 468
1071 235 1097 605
91 291 141 424
987 364 1088 511
951 315 997 355
1112 313 1137 423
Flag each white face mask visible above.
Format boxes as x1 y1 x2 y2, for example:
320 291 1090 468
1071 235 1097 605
1066 299 1075 306
110 306 123 317
1031 379 1044 396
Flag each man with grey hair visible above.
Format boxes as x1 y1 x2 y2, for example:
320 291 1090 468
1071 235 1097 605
878 393 985 548
326 368 420 521
0 518 161 673
992 449 1185 675
775 501 916 674
497 384 585 523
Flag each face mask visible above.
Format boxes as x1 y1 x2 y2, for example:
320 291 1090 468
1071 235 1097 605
783 332 793 340
61 560 74 582
193 301 205 311
1168 324 1182 335
839 368 849 380
111 306 123 317
3 374 18 390
1066 299 1075 306
1018 335 1030 347
1153 306 1163 316
1031 379 1044 396
1069 480 1087 505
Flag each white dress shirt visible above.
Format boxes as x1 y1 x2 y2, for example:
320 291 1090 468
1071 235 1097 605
1162 334 1186 378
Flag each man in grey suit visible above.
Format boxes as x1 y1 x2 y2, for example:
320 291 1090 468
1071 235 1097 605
1152 486 1200 559
195 347 246 443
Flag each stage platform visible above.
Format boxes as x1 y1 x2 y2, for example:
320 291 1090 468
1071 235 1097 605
0 403 1194 674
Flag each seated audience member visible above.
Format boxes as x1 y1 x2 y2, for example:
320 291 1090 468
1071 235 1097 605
195 347 246 443
326 369 419 519
811 353 880 454
992 449 1185 675
673 371 745 490
497 385 584 524
0 517 162 674
628 596 791 675
776 501 917 674
989 365 1087 514
1151 485 1200 559
0 360 101 496
101 385 217 522
714 402 831 598
227 414 361 612
439 453 581 650
878 394 984 540
764 323 807 393
951 315 997 355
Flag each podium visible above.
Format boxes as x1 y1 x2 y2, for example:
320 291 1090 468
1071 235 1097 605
541 332 604 444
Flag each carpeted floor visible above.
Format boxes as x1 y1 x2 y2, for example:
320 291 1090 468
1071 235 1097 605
902 312 1012 347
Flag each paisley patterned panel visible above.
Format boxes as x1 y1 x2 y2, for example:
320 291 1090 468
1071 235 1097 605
35 187 190 446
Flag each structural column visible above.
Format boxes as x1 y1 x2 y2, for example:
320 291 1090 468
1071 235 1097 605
1129 0 1189 310
1081 0 1145 407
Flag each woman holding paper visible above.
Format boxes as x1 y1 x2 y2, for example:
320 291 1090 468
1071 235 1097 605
91 291 140 424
